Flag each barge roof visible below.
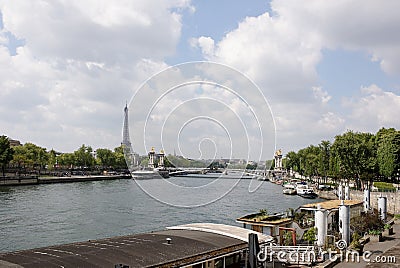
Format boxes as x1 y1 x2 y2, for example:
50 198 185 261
300 199 363 210
0 223 270 268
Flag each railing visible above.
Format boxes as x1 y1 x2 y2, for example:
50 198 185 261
259 244 318 264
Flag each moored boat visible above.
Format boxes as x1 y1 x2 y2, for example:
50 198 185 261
296 184 318 199
282 184 297 195
131 168 158 179
132 168 170 179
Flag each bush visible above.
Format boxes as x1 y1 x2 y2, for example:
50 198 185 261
351 213 384 234
373 182 396 191
368 229 382 235
384 223 392 230
350 232 362 250
303 227 317 244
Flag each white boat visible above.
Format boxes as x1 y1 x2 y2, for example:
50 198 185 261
283 184 297 195
132 167 169 179
132 168 158 179
296 183 318 199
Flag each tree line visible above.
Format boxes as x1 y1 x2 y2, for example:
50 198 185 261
284 128 400 183
0 135 127 176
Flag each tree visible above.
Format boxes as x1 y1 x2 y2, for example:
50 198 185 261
96 148 116 168
376 128 400 180
0 136 14 176
11 145 30 168
10 142 48 174
297 145 320 178
47 149 57 170
113 146 128 169
245 162 257 170
24 143 48 174
74 144 95 168
303 227 317 245
57 153 75 168
285 151 299 172
331 131 377 182
318 140 331 183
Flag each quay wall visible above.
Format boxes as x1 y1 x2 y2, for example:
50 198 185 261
316 190 400 215
350 190 400 215
0 175 131 187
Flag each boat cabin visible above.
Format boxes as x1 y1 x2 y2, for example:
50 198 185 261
236 212 293 243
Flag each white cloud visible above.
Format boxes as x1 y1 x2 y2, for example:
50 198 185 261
317 112 345 132
0 0 192 152
312 87 331 104
344 84 400 131
270 0 400 75
0 0 191 65
1 0 399 157
190 36 215 58
191 0 400 151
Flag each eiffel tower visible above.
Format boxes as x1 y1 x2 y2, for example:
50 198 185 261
122 103 137 170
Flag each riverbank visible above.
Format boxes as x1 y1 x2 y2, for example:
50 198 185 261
316 189 400 215
0 174 132 186
333 218 400 268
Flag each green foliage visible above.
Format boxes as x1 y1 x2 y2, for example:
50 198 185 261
265 159 274 170
373 182 395 191
376 128 400 178
0 135 14 176
303 227 317 244
96 148 115 167
57 153 75 167
167 155 207 168
394 214 400 220
11 142 48 173
285 151 299 171
74 144 95 168
259 209 268 216
47 149 57 170
350 213 384 234
286 143 330 178
7 141 131 172
368 229 382 235
318 140 331 178
245 162 257 170
287 128 400 182
113 146 128 169
350 232 362 250
331 131 377 180
282 230 294 246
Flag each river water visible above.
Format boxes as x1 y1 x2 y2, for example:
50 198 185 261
0 175 323 253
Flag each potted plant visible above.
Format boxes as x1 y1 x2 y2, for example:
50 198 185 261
368 229 383 242
394 214 400 223
303 227 317 245
350 232 363 253
384 223 394 236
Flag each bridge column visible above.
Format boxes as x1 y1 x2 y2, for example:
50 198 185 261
158 150 165 168
148 147 155 169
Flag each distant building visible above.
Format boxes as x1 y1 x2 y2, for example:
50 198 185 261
274 149 283 170
9 138 22 147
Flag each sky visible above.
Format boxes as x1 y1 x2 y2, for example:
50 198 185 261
0 0 400 161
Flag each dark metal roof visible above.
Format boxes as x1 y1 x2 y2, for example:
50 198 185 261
0 229 246 268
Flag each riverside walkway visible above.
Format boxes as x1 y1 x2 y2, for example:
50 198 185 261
333 219 400 268
0 174 131 186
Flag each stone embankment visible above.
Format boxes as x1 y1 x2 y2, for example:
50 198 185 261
0 174 132 187
316 189 400 215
